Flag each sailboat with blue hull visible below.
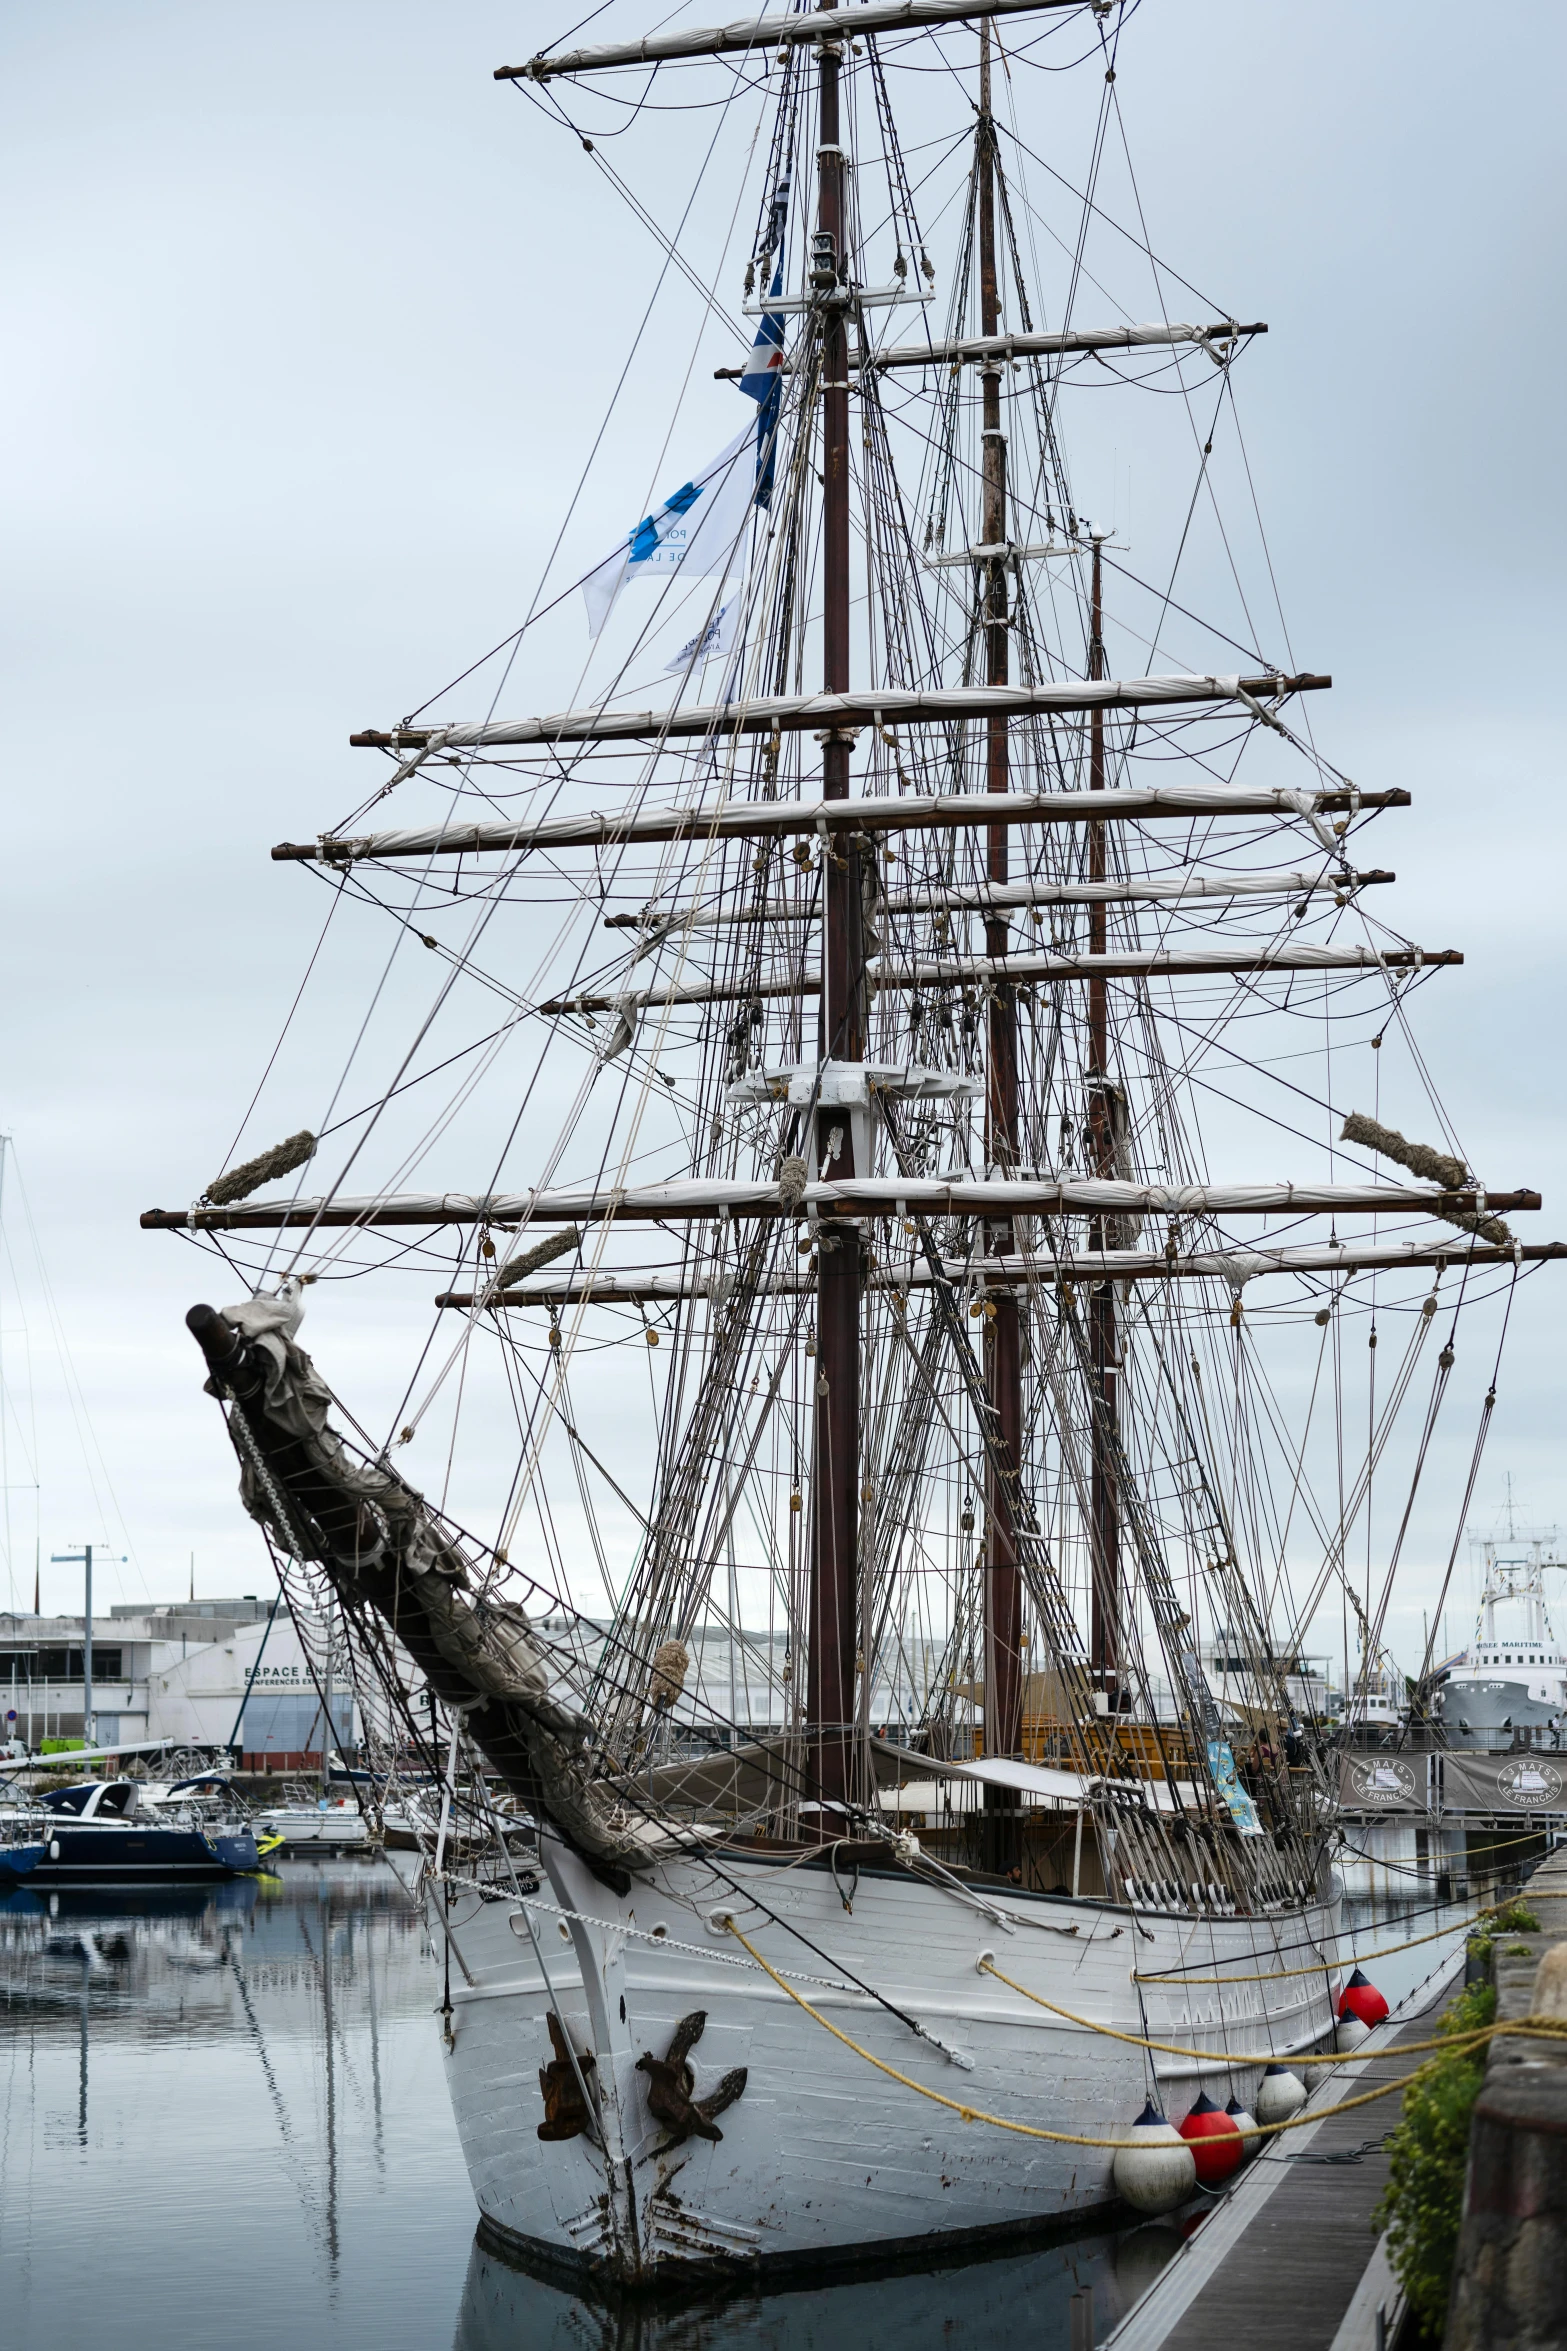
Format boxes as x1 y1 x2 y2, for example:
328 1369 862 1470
30 1779 259 1882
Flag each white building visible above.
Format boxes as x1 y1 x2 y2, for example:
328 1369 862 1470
0 1596 354 1762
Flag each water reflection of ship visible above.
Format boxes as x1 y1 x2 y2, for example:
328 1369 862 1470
0 1874 259 1994
452 2216 1181 2351
0 1861 428 2275
232 1862 427 2269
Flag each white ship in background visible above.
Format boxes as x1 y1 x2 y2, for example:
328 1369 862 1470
1437 1523 1567 1748
142 0 1562 2287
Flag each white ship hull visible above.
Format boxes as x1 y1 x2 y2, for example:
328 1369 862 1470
1438 1672 1567 1746
435 1838 1339 2285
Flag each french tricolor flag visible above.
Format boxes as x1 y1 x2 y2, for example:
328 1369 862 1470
739 174 790 507
739 311 787 401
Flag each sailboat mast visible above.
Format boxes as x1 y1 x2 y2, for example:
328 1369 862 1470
1086 532 1121 1697
808 0 864 1817
977 26 1024 1795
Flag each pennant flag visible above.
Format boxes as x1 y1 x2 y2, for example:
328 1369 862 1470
664 598 738 675
738 173 790 509
583 427 756 638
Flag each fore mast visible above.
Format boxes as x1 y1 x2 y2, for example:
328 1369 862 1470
807 0 865 1820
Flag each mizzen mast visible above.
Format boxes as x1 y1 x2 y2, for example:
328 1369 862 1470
976 25 1025 1838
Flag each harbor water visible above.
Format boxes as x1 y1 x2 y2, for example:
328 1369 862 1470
0 1858 1475 2349
0 1857 1176 2349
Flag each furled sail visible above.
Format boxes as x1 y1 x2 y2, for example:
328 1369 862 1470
185 1286 680 1881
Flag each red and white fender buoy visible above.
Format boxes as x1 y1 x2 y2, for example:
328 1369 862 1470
1112 2102 1199 2215
1224 2094 1259 2162
1338 1967 1390 2029
1178 2091 1244 2186
1254 2063 1307 2125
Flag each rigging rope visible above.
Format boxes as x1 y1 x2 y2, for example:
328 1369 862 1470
1139 1888 1567 1986
984 1955 1479 2066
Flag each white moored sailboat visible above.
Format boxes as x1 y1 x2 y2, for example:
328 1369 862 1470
146 0 1559 2287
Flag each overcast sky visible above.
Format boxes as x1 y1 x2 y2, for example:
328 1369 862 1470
2 0 1564 1667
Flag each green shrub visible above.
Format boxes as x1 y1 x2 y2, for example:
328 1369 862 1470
1467 1900 1540 1971
1373 1981 1496 2337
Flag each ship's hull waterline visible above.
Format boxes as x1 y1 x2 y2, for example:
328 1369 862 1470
435 1840 1339 2285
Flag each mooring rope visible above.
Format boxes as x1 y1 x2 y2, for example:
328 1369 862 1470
982 1957 1500 2068
725 1920 1567 2148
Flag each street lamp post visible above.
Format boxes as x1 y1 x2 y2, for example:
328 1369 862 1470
50 1547 123 1753
51 1546 94 1748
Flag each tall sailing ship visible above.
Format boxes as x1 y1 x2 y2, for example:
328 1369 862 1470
144 0 1557 2285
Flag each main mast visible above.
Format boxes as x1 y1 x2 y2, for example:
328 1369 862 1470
1085 530 1121 1702
977 25 1025 1836
807 0 864 1819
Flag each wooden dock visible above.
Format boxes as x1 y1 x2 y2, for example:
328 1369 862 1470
1102 1949 1467 2351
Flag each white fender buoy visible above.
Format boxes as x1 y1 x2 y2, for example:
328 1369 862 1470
1335 2011 1372 2053
1254 2063 1307 2125
1112 2101 1198 2216
1224 2094 1259 2162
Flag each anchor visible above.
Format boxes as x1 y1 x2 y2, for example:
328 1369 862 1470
536 2011 598 2142
636 2009 748 2146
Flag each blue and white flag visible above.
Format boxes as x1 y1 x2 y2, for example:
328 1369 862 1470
1208 1739 1263 1838
583 427 756 638
664 598 738 675
739 173 790 509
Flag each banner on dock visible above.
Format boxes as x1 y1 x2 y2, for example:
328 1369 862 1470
1338 1752 1426 1811
1443 1752 1566 1814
